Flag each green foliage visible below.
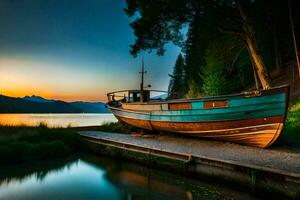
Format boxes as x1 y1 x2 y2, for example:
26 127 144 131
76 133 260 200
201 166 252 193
187 79 202 98
36 141 71 159
281 99 300 143
235 50 254 89
125 0 196 56
0 125 85 164
168 54 186 99
125 0 297 94
201 35 251 96
96 122 137 134
184 13 208 96
201 57 226 96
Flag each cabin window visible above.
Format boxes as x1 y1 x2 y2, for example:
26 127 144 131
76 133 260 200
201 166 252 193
204 100 228 109
169 103 191 110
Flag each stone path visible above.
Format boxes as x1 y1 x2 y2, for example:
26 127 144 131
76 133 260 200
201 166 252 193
80 131 300 175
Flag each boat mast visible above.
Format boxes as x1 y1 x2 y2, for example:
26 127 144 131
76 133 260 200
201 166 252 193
139 59 147 102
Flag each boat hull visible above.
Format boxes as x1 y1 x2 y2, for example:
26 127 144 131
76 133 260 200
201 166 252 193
107 86 289 148
115 115 283 148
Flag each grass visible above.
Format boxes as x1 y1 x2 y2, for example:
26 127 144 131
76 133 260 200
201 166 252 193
0 121 137 165
95 121 138 134
281 98 300 144
0 123 86 165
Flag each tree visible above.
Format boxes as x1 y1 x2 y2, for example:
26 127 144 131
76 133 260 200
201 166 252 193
124 0 197 56
184 13 207 97
168 54 185 99
125 0 273 90
201 35 249 96
289 0 300 77
253 0 299 77
235 0 272 89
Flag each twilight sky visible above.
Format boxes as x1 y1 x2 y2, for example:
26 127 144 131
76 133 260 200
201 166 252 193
0 0 180 102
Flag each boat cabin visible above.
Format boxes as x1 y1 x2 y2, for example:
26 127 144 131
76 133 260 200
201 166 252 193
107 90 152 104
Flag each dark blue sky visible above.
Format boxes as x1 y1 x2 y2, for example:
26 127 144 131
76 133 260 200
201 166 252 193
0 0 180 101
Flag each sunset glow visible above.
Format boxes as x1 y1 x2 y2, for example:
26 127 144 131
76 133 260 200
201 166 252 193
0 0 179 102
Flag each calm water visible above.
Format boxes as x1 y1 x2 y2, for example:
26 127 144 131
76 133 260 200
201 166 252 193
0 113 117 127
0 155 257 200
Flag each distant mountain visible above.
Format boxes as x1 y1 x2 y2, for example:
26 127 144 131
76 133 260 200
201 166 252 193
22 95 109 113
0 95 83 113
70 102 110 113
23 95 54 103
0 95 109 113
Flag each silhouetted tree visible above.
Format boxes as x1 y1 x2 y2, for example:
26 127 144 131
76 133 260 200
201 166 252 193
184 13 206 97
125 0 274 90
168 54 185 99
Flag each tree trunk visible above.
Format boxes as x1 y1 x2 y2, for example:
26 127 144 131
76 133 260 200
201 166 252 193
236 0 272 90
248 46 260 89
289 0 300 77
245 37 272 89
273 25 281 76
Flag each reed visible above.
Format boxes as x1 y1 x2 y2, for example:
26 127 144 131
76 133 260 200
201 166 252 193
0 123 86 165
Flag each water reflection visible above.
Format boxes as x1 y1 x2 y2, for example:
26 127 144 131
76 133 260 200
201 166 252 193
0 113 117 127
107 170 193 200
0 155 257 200
0 157 120 200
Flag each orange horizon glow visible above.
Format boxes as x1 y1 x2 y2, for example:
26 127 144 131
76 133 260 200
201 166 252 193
0 56 126 103
0 54 179 102
0 91 107 102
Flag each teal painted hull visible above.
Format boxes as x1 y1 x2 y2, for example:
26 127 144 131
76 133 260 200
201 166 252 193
110 92 287 123
107 85 289 148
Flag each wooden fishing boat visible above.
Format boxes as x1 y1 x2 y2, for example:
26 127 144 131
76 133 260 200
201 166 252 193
106 64 289 148
106 85 289 148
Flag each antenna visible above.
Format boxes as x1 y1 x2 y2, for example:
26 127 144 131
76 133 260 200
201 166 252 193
139 58 147 102
139 58 147 92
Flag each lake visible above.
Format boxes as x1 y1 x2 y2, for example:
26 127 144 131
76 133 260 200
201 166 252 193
0 113 117 127
0 155 257 200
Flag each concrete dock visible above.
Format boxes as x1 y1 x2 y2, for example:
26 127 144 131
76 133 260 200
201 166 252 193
79 131 300 198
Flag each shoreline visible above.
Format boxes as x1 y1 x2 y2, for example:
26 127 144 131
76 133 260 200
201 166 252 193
80 130 300 199
0 115 299 199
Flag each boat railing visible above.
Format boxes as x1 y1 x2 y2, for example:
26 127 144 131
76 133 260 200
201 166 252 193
106 85 290 106
107 89 184 104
